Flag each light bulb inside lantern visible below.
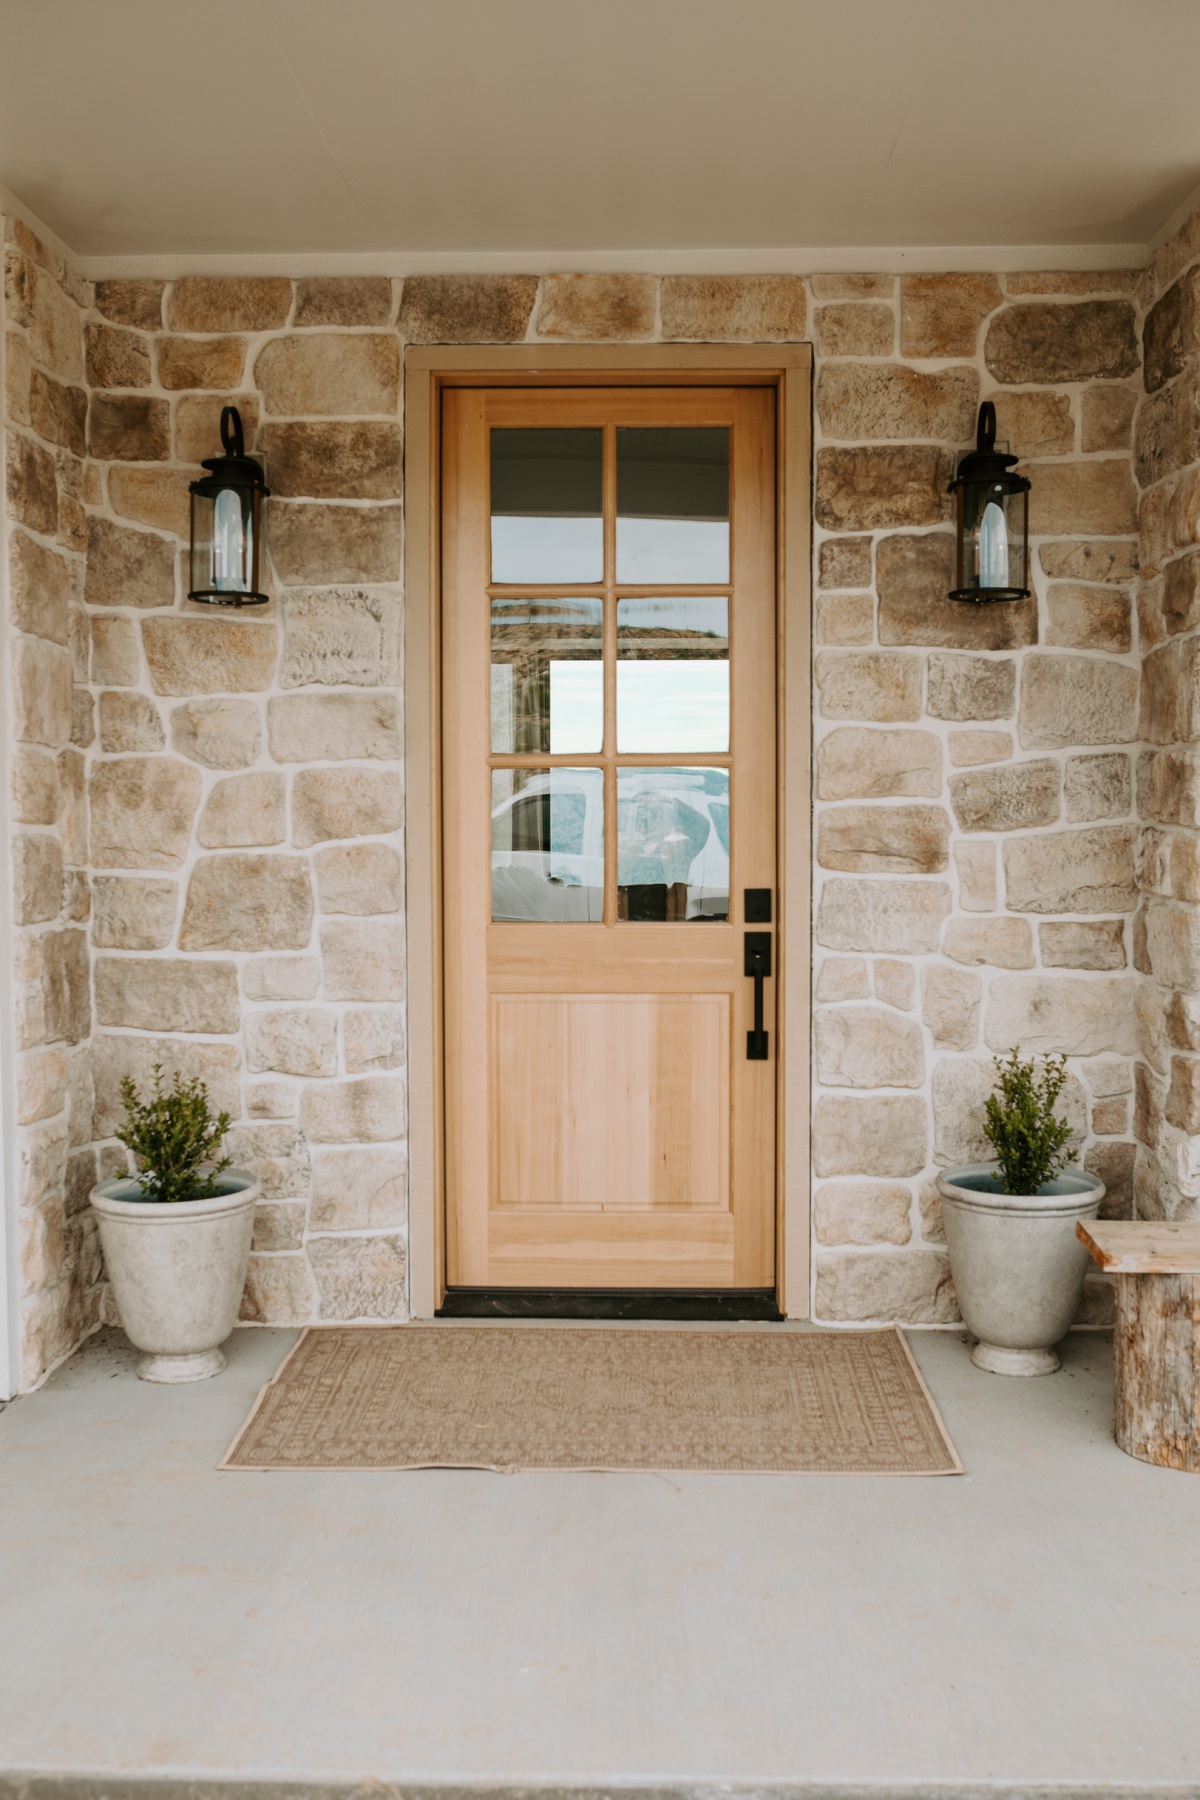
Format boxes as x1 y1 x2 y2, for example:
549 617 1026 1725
212 487 245 592
977 497 1009 590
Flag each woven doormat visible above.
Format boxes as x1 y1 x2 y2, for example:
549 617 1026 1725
222 1325 961 1474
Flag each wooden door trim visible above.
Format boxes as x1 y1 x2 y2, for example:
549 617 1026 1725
404 343 813 1318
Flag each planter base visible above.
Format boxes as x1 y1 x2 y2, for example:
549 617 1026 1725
971 1340 1060 1378
137 1347 227 1384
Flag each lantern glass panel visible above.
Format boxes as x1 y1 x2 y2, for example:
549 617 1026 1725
955 481 1027 600
189 486 262 601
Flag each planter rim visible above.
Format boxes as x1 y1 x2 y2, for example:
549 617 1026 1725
937 1162 1104 1217
91 1170 260 1223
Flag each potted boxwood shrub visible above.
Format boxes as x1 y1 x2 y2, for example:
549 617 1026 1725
90 1066 259 1384
936 1049 1105 1377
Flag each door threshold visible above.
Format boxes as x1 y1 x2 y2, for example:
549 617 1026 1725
437 1288 783 1321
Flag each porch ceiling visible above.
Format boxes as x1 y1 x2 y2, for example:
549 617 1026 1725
2 0 1200 271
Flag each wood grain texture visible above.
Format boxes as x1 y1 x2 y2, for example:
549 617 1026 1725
1078 1220 1200 1273
1113 1271 1200 1472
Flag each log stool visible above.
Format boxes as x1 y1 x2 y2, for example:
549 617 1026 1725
1077 1221 1200 1472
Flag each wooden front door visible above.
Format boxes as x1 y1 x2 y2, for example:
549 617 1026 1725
441 384 777 1289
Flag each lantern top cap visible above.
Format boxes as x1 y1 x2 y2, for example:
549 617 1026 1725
950 401 1029 494
189 405 270 497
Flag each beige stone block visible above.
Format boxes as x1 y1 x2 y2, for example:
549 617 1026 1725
246 1009 337 1078
344 1007 406 1074
5 327 30 423
954 840 997 912
815 446 953 532
294 277 393 328
254 334 400 416
57 747 86 866
85 516 175 611
985 975 1137 1056
57 492 87 556
310 1146 407 1231
143 618 278 694
90 876 177 950
174 393 260 464
20 1119 70 1211
251 1201 306 1252
107 467 193 539
1143 266 1200 392
1082 385 1137 452
1019 654 1138 750
984 301 1138 384
901 273 1001 358
84 321 150 389
7 432 58 534
94 279 164 330
91 1034 240 1139
98 690 164 753
1085 1140 1135 1220
1064 752 1131 823
247 1079 297 1119
170 697 262 769
927 653 1015 721
1004 824 1136 914
292 767 402 849
280 588 400 688
300 1076 405 1144
168 276 292 333
814 1181 911 1246
267 691 400 761
1140 895 1200 992
267 502 402 586
1039 919 1126 971
814 957 870 1003
180 854 314 951
70 687 92 750
921 964 982 1051
239 1253 314 1324
877 532 1037 649
814 651 921 722
1138 746 1200 829
14 835 62 925
949 759 1060 833
90 615 140 687
1039 540 1137 585
13 748 60 825
156 335 246 391
812 304 894 358
817 363 977 443
873 960 915 1010
4 254 83 379
243 955 322 1001
660 274 806 342
1170 833 1200 902
87 394 169 461
18 1049 67 1126
1090 1098 1128 1136
818 536 872 590
932 1056 1001 1166
1081 1058 1132 1098
812 1094 927 1178
399 275 538 344
816 1250 957 1325
815 727 941 800
812 274 893 300
196 772 285 848
815 592 874 645
985 389 1074 459
1026 459 1137 538
315 842 404 915
537 274 656 340
309 1232 407 1321
1161 549 1200 636
815 877 951 954
14 638 73 747
320 920 405 1001
948 730 1013 767
943 916 1034 968
1165 1054 1200 1134
1142 634 1200 745
1134 377 1200 490
815 1004 923 1088
29 370 87 455
67 1054 96 1149
89 757 200 869
9 529 71 645
1045 583 1131 654
817 804 949 875
94 956 238 1034
1007 271 1136 296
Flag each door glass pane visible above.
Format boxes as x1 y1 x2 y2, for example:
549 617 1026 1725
492 768 604 921
616 598 729 752
491 599 603 753
617 767 729 922
616 427 730 584
491 428 603 583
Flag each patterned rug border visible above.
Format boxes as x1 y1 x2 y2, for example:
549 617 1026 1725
220 1323 964 1476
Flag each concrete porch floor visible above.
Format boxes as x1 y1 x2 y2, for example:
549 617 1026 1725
1 1325 1198 1796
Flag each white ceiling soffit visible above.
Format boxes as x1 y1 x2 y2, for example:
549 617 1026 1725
1 0 1199 276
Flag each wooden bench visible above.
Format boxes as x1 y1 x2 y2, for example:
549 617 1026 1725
1077 1221 1200 1472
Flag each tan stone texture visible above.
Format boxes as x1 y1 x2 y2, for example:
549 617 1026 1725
14 835 62 925
174 393 260 465
94 957 238 1035
98 690 164 754
243 955 321 1001
399 275 538 344
1026 459 1137 537
246 1009 338 1079
1004 824 1136 914
1064 752 1131 823
107 467 192 539
932 1057 1002 1166
89 756 200 870
877 533 1037 649
815 446 953 531
239 1253 314 1325
1006 271 1136 296
197 773 286 848
258 421 401 500
143 618 278 695
1142 266 1200 392
1090 1097 1128 1136
291 768 402 849
84 322 150 390
1085 1140 1135 1220
224 1128 308 1205
812 275 893 300
14 638 73 747
87 394 169 462
816 363 977 442
815 593 873 645
815 877 951 954
901 273 1002 358
985 975 1137 1056
320 920 405 1001
537 274 656 341
9 530 71 645
4 254 83 378
816 1250 957 1326
814 1182 912 1246
1139 895 1200 993
1082 385 1137 452
267 691 400 762
309 1233 407 1322
660 275 807 342
280 589 399 688
90 615 139 688
267 502 402 585
7 432 58 535
94 279 164 330
943 916 1034 968
1018 654 1138 750
17 1049 68 1126
70 688 94 750
921 964 982 1051
92 1035 240 1139
812 1094 927 1178
247 1080 297 1120
817 536 872 589
986 389 1074 458
85 516 175 610
817 804 949 875
984 301 1139 384
1139 747 1200 829
299 1077 405 1144
926 653 1015 721
954 839 997 912
251 1203 306 1252
1081 1059 1132 1099
815 958 870 1003
29 371 87 455
90 876 177 950
1039 540 1138 585
948 730 1013 767
344 1007 406 1074
815 1005 923 1088
315 843 404 915
156 335 246 391
5 328 31 424
949 759 1059 833
813 304 894 358
1039 919 1126 971
168 277 292 332
1140 639 1200 746
815 728 941 800
170 697 262 769
1161 550 1200 636
310 1147 406 1231
179 854 314 952
13 748 60 825
294 277 393 328
1045 583 1131 654
814 651 922 722
254 333 400 416
1134 377 1200 489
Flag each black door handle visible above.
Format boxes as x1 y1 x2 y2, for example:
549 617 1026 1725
744 931 771 1060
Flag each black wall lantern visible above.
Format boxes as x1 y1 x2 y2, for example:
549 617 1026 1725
188 406 270 606
949 401 1030 604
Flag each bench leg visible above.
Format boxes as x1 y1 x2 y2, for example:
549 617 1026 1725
1113 1272 1200 1471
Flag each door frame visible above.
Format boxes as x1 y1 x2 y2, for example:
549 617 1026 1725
404 344 812 1318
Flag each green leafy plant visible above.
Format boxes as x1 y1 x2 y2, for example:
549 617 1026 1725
115 1064 232 1205
983 1048 1076 1194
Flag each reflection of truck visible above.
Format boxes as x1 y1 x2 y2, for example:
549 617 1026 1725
490 767 729 922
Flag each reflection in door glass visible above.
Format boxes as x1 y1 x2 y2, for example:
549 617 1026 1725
491 599 603 753
616 598 729 752
491 428 604 583
491 767 604 921
617 767 729 921
616 427 730 584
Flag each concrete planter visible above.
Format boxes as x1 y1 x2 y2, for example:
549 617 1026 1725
936 1163 1105 1377
90 1172 259 1383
